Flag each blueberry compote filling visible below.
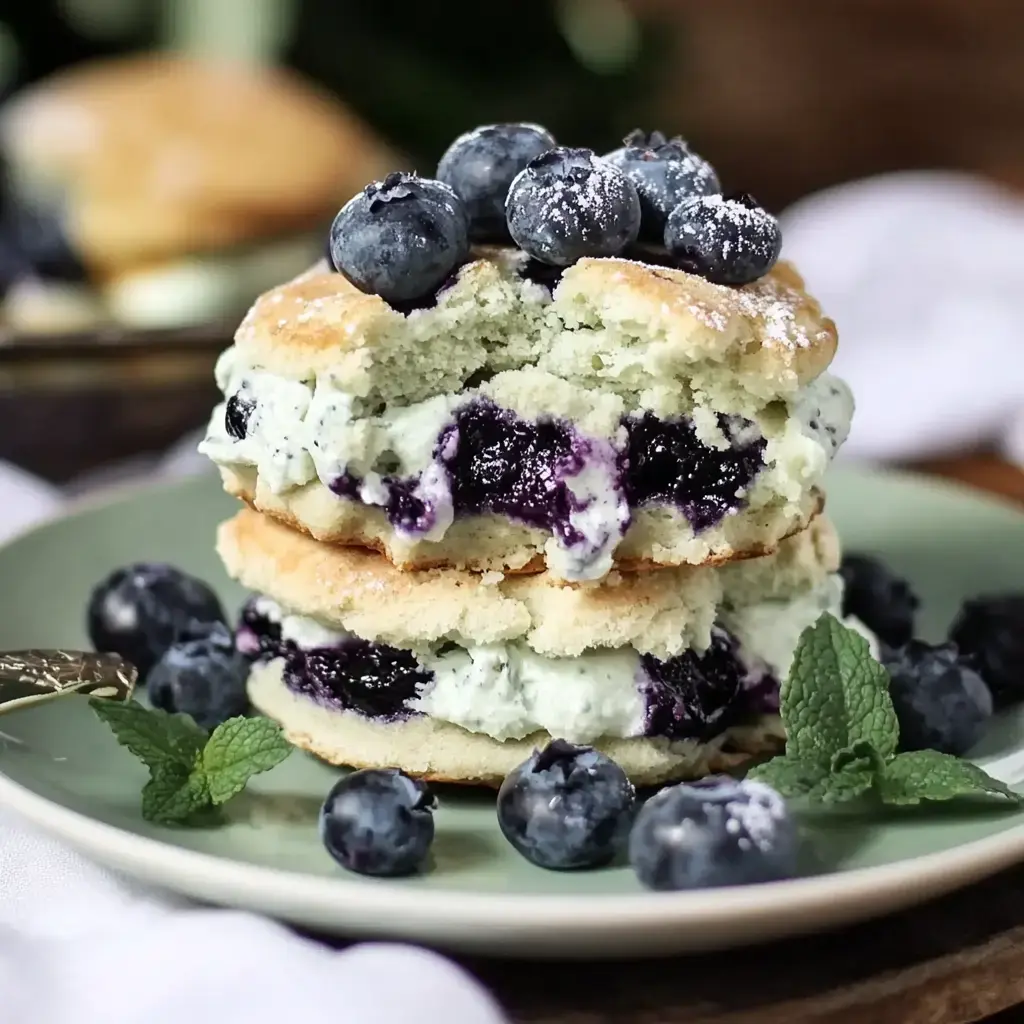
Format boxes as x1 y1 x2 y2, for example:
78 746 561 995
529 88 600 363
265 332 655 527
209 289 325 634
441 398 593 549
238 597 777 739
285 644 430 719
640 628 778 741
319 397 766 555
622 413 765 531
331 471 439 535
235 598 285 658
237 598 428 720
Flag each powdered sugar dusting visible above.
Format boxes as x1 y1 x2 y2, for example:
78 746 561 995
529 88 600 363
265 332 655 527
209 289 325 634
726 780 789 852
605 256 819 350
520 159 630 234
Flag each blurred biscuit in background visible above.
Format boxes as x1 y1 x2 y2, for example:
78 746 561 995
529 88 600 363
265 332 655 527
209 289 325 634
0 54 402 334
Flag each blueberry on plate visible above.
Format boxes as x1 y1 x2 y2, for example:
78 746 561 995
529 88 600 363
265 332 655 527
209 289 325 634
328 171 470 307
320 768 437 877
629 776 798 891
881 640 992 756
664 192 781 286
87 563 226 679
496 739 635 870
949 595 1024 708
437 122 556 243
505 147 641 267
838 553 919 650
602 129 720 242
147 621 250 730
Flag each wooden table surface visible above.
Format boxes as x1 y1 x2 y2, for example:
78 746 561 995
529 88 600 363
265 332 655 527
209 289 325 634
463 455 1024 1024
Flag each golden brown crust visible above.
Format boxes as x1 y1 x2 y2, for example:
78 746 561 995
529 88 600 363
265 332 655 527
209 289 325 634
216 506 838 658
231 252 836 394
232 254 516 382
247 660 785 787
557 257 838 391
0 56 402 272
222 465 824 576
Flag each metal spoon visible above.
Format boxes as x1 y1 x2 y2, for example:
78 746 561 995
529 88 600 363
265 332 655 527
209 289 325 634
0 651 136 714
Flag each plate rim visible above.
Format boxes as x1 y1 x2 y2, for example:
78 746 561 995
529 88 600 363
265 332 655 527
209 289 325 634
2 754 1024 942
2 465 1024 954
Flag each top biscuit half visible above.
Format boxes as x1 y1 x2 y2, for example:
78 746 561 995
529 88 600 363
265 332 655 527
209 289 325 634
199 130 850 581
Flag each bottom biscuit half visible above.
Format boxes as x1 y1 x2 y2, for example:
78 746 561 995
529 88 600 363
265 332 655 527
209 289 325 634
248 659 786 788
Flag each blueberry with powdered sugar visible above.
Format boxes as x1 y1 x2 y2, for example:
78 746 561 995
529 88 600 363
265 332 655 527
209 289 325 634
505 147 641 266
602 129 720 242
437 123 556 242
629 776 798 890
665 192 782 286
328 172 470 307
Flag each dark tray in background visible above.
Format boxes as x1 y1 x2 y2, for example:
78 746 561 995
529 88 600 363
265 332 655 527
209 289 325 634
0 324 228 482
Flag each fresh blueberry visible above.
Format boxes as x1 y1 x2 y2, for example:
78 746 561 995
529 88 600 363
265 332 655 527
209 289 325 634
602 129 720 242
839 553 919 650
328 171 470 308
319 768 436 877
496 739 635 870
949 595 1024 708
505 147 641 266
224 393 254 440
881 640 992 756
437 122 556 242
629 776 798 891
664 192 782 286
87 563 226 679
147 621 250 730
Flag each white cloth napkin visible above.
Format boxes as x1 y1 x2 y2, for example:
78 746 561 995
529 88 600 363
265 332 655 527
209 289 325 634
0 800 507 1023
779 170 1024 464
0 169 1022 1021
0 455 508 1021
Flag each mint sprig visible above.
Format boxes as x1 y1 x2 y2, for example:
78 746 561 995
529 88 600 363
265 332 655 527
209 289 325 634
90 700 292 824
748 614 1021 807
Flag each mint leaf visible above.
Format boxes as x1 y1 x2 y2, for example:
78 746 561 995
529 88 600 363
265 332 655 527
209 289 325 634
879 750 1023 806
747 755 828 797
92 701 292 825
90 699 206 773
751 742 882 804
811 742 884 804
141 766 210 824
201 717 292 806
782 614 898 768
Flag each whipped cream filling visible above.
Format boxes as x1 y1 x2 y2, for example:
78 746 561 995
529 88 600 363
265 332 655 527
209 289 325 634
201 353 851 580
240 578 869 744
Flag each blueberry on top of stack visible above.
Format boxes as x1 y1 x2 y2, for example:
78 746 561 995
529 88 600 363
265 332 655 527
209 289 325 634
201 120 844 584
195 118 857 803
327 123 782 307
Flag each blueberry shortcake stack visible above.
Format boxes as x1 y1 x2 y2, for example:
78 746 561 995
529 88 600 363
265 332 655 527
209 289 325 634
200 123 858 785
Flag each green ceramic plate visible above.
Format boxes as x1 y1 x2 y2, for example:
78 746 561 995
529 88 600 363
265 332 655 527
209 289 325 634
0 467 1023 959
